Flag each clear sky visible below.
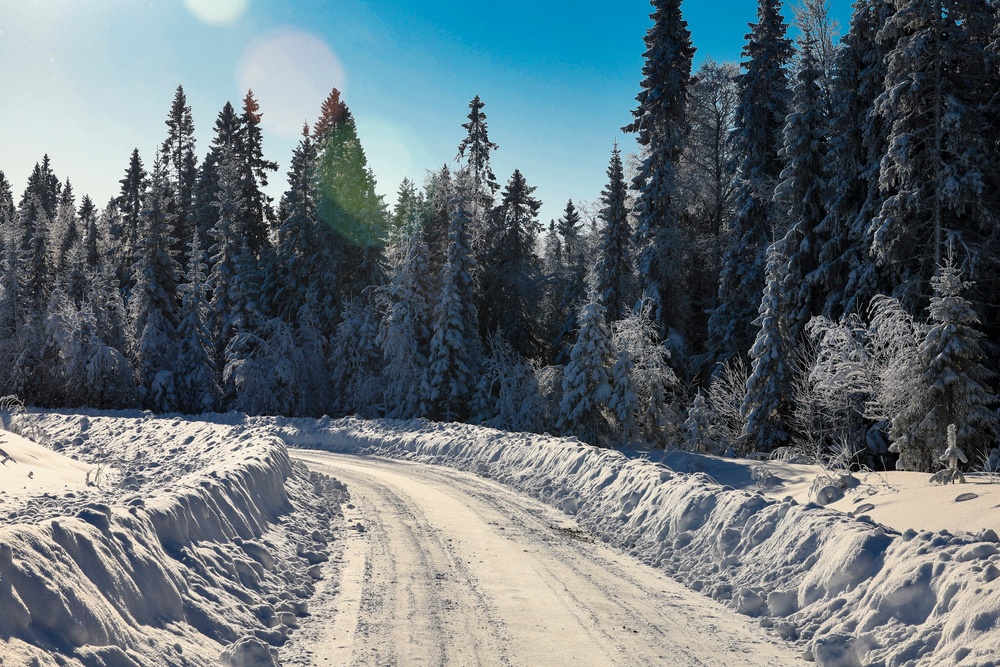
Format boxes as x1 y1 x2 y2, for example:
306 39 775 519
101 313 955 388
0 0 855 227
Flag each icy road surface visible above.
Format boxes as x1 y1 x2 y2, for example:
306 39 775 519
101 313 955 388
290 451 798 666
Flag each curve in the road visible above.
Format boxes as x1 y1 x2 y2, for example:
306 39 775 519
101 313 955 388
290 451 799 667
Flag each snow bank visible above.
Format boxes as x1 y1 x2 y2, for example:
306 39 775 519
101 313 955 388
277 417 1000 667
0 412 346 667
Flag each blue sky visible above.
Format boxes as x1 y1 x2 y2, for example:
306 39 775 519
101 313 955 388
0 0 854 226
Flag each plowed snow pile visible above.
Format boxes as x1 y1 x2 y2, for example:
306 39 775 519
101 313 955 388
0 412 346 667
272 416 1000 667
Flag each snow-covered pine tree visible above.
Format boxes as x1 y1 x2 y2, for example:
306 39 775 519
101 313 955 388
420 165 453 278
313 89 388 302
478 169 543 359
239 89 278 257
455 95 500 224
48 178 79 285
815 0 892 319
116 148 148 292
176 229 220 414
18 156 61 311
546 199 590 365
708 0 793 365
224 316 305 416
891 257 998 471
128 154 181 412
209 146 259 375
387 178 425 264
624 0 695 339
873 0 996 313
160 85 198 264
426 191 482 422
330 295 385 417
593 144 633 323
741 241 793 453
684 391 716 453
559 300 617 445
378 229 433 419
676 59 740 368
612 301 680 448
774 30 828 343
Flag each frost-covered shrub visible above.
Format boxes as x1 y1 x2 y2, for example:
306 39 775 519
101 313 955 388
471 335 543 433
706 357 748 453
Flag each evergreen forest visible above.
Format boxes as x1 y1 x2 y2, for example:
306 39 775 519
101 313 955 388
3 0 1000 474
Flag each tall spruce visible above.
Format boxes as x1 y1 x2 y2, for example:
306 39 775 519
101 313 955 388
160 85 198 264
129 155 181 412
624 0 696 338
426 186 481 422
815 0 892 319
313 88 387 301
774 31 829 342
479 169 542 359
873 0 997 320
240 90 278 257
594 144 633 323
708 0 793 364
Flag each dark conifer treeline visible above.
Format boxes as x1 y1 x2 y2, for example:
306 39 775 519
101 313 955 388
4 0 1000 473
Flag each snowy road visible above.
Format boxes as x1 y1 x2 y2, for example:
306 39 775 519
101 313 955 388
290 451 799 667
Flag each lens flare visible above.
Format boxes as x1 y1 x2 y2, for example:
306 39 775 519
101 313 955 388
237 28 347 140
183 0 249 26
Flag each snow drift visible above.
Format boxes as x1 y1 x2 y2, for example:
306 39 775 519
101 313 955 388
274 416 1000 667
0 412 346 667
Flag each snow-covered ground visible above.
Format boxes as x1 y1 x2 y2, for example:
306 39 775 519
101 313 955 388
0 411 347 667
2 411 999 666
273 417 1000 667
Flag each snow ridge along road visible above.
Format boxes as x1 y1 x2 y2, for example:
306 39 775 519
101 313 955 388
291 450 798 666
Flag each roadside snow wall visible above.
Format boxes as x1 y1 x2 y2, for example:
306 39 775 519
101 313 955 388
278 416 1000 667
0 414 340 667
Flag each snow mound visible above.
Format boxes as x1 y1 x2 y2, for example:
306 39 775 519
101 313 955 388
0 412 347 667
275 416 1000 667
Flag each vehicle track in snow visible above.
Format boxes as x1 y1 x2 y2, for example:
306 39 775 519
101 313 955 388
289 451 798 667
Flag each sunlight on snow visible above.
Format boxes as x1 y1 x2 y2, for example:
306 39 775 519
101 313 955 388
183 0 249 26
237 27 347 139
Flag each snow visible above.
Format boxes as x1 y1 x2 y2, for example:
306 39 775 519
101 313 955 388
0 411 347 667
273 417 1000 667
2 411 1000 666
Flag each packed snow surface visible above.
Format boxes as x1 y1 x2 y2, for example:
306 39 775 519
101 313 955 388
272 417 1000 667
2 411 1000 666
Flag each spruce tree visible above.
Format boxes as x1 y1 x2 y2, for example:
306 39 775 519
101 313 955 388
775 31 828 343
160 85 198 264
426 190 481 422
624 0 696 337
741 242 793 453
313 88 388 301
378 230 434 418
176 229 220 414
708 0 793 364
239 90 278 257
891 257 998 471
873 0 996 313
559 301 617 445
594 145 633 323
209 148 259 373
479 169 542 359
815 0 892 319
116 148 148 291
129 155 181 412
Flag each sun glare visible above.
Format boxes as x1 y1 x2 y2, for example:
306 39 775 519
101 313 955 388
183 0 249 26
237 28 347 140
